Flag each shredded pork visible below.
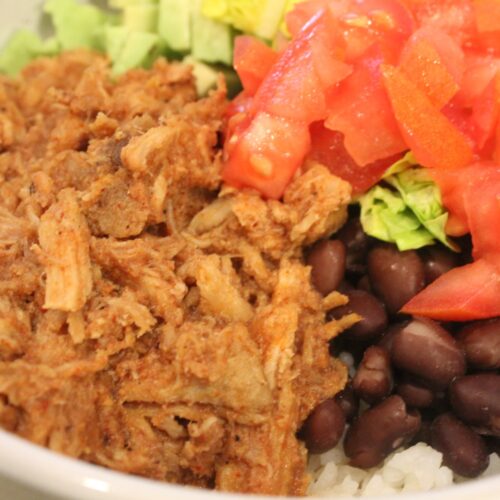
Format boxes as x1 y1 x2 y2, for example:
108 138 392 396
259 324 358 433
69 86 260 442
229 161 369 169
0 50 355 495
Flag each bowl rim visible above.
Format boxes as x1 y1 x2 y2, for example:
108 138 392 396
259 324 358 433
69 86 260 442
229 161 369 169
1 429 499 500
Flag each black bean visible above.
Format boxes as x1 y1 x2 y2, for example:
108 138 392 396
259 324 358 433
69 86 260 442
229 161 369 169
329 290 388 343
431 413 489 478
396 377 435 409
356 275 372 293
337 218 370 275
484 436 500 456
377 322 408 352
449 374 500 436
352 346 393 404
368 244 426 315
334 384 359 422
307 240 346 296
344 395 421 468
300 399 346 454
421 246 460 284
391 318 466 389
457 319 500 370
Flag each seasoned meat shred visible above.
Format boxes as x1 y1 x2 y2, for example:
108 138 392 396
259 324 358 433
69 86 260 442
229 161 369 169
0 51 354 496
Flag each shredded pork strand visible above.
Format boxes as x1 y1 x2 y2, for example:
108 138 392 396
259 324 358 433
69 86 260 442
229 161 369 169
0 51 353 496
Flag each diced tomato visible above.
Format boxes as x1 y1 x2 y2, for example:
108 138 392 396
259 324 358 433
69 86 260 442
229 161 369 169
254 10 352 122
325 47 407 166
401 0 476 43
473 0 500 52
463 164 500 263
382 64 474 169
399 38 459 108
222 112 311 199
456 51 500 107
471 72 500 149
233 36 279 96
224 92 254 141
308 122 401 193
402 258 500 320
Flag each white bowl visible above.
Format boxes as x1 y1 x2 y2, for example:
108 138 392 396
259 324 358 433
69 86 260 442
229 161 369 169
0 2 499 499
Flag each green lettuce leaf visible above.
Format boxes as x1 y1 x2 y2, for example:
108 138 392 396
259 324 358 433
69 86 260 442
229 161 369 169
202 0 288 39
360 154 457 251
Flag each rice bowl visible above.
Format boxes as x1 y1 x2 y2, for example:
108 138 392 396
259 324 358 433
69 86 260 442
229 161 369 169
0 1 499 499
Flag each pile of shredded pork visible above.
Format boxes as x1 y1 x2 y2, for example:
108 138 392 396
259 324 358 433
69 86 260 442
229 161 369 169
0 51 356 495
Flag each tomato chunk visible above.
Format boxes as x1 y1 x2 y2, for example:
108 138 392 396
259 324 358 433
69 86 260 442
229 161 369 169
382 64 474 169
254 10 352 122
402 259 500 320
325 49 407 166
222 112 311 199
400 38 459 108
308 122 399 193
233 36 279 96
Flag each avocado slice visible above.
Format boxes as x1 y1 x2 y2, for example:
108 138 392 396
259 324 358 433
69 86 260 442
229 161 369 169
158 0 193 52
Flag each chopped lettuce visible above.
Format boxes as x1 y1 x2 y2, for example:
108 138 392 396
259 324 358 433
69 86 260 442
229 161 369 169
360 153 457 251
202 0 288 39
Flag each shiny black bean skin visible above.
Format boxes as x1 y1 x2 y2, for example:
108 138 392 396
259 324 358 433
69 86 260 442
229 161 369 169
431 413 489 478
307 240 346 296
421 246 460 284
377 322 408 352
352 346 393 404
337 218 370 275
397 377 435 409
457 319 500 370
329 290 388 343
300 399 346 454
344 395 421 468
391 318 466 389
334 384 359 422
449 374 500 436
368 244 426 315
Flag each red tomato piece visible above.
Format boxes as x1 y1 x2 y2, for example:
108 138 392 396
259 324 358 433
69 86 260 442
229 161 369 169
402 258 500 320
463 164 500 262
308 122 400 193
471 72 500 149
325 48 407 166
473 0 500 52
233 36 279 96
254 10 352 122
401 0 476 43
456 51 500 108
222 112 311 199
382 64 474 169
399 38 459 108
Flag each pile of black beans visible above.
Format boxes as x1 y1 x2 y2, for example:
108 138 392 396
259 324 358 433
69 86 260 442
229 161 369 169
300 215 500 478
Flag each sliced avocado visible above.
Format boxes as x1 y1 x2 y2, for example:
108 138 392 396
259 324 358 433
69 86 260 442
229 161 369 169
183 56 219 96
44 0 111 51
0 30 59 76
112 31 160 76
191 1 233 65
109 0 158 8
123 4 159 33
254 0 288 39
105 25 129 63
158 0 193 52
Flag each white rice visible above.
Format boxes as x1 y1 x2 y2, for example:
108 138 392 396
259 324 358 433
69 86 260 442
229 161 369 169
308 439 500 497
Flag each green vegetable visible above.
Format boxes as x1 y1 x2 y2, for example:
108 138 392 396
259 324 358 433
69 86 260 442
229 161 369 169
202 0 288 39
158 0 193 52
106 26 161 75
0 30 58 75
123 4 159 33
359 153 457 251
192 0 233 65
44 0 112 51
